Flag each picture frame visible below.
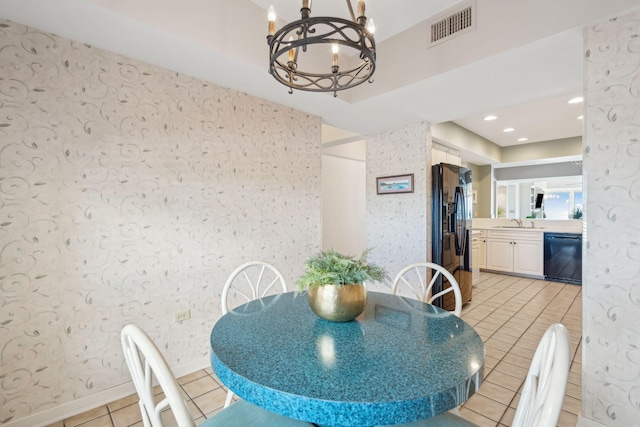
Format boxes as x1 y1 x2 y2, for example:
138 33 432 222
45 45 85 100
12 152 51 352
376 174 414 195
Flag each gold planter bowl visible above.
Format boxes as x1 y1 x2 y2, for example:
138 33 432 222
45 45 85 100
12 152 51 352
308 284 367 322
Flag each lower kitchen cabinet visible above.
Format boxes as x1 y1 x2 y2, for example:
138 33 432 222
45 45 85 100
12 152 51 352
472 236 479 271
472 233 479 283
486 239 513 272
478 230 486 269
485 230 543 277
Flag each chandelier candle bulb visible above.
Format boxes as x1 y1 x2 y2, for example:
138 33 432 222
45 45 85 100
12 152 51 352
358 0 366 18
367 18 375 34
288 36 295 62
332 43 339 68
302 0 311 17
268 5 276 36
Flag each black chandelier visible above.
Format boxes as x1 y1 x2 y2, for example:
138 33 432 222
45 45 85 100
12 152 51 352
266 0 376 97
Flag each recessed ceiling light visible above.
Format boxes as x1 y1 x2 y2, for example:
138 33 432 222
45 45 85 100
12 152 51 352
503 127 515 132
578 115 584 120
484 115 497 121
517 137 528 142
568 97 583 104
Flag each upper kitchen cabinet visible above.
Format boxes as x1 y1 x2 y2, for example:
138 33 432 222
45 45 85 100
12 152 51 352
432 144 461 166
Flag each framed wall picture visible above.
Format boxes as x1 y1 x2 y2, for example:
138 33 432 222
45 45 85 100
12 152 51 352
376 174 414 195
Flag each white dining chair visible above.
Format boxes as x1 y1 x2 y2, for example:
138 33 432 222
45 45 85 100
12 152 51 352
375 323 571 427
392 262 462 317
121 324 313 427
221 261 288 315
512 323 571 427
221 260 287 407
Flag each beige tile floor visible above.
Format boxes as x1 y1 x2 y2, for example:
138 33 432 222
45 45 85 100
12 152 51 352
46 272 582 427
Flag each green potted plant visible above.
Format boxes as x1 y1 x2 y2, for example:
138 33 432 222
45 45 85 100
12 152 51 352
297 249 389 322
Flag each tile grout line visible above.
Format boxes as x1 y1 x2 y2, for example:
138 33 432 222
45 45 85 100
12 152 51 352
461 276 581 425
462 278 552 422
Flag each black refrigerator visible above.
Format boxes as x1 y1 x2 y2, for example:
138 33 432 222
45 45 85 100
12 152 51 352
431 163 473 311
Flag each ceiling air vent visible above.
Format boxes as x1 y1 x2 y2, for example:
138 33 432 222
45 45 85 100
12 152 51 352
428 0 476 47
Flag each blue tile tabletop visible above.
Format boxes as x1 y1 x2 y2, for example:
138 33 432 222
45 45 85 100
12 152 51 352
210 291 485 427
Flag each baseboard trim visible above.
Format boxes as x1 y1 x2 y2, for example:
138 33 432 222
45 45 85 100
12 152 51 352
578 415 608 427
3 356 211 427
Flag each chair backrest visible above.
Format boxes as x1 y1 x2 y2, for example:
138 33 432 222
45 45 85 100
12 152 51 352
512 323 571 427
221 261 287 314
391 262 462 317
121 324 196 427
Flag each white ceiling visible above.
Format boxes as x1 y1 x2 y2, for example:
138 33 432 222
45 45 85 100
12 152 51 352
454 93 585 147
1 0 638 163
250 0 462 43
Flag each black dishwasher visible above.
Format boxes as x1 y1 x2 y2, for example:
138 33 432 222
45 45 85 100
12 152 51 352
544 233 582 285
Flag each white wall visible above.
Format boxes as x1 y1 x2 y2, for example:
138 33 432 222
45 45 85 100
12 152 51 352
0 19 321 426
431 121 501 163
581 7 640 426
321 154 366 256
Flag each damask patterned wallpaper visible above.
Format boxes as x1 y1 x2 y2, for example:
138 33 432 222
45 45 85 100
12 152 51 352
583 8 640 426
0 19 321 423
365 123 431 287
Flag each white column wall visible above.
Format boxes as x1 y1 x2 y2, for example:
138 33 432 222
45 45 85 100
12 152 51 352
581 7 640 426
365 123 432 290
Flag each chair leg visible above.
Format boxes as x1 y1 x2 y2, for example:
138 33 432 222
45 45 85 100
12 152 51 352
139 401 152 427
224 390 234 408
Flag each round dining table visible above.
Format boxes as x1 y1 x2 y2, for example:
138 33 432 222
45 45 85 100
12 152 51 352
210 291 485 427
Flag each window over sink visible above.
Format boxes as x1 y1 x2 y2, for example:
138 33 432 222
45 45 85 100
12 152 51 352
495 176 582 220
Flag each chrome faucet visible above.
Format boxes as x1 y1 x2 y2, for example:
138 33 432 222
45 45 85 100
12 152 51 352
511 218 523 228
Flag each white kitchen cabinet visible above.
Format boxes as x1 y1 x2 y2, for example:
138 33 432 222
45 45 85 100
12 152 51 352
513 239 544 275
486 239 514 272
472 236 479 270
433 146 449 165
477 230 487 269
447 150 461 166
432 144 461 166
472 234 479 283
485 230 543 277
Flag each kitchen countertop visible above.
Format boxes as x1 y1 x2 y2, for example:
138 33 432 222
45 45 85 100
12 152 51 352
477 226 546 232
472 219 582 234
